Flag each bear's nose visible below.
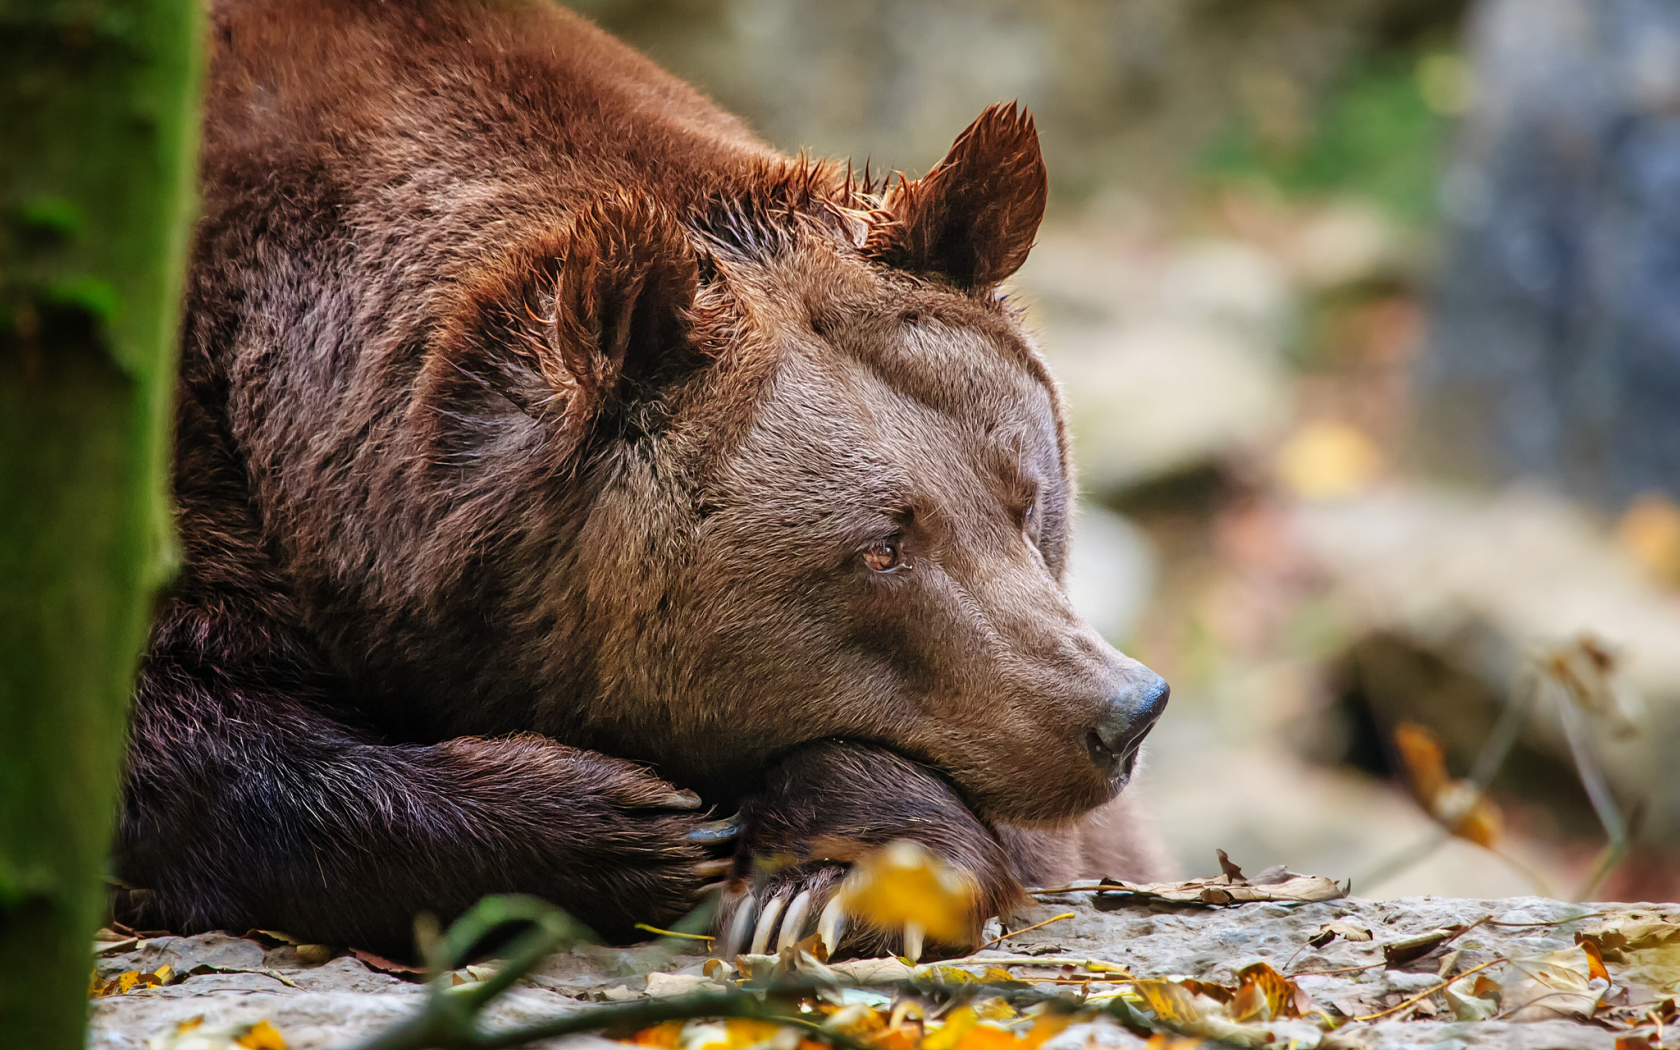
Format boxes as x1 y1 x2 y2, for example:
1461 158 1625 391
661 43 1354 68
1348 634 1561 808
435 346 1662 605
1086 672 1169 774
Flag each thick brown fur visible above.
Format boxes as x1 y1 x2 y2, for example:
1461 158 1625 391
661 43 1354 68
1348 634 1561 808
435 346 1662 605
116 0 1168 958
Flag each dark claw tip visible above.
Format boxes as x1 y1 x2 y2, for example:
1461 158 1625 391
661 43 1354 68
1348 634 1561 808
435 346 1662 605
686 815 743 844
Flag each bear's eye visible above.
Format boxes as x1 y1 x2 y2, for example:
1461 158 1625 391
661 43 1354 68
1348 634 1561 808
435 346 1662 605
862 539 906 574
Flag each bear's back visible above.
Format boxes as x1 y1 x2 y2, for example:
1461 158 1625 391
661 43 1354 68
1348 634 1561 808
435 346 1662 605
176 0 789 734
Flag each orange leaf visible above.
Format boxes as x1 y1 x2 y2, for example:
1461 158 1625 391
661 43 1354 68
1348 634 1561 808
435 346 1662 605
1019 1013 1073 1050
632 1020 685 1048
950 1024 1018 1050
1235 962 1290 1020
235 1020 288 1050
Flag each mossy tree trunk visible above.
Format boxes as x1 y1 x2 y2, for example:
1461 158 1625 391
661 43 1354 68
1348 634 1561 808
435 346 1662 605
0 1 204 1044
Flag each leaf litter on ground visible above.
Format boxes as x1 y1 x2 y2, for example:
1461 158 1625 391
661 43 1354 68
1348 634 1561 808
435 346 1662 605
97 845 1680 1050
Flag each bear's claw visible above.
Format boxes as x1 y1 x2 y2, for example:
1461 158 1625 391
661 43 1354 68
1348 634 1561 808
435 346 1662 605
776 888 814 953
658 790 703 810
685 815 743 844
816 894 846 957
692 858 733 879
749 892 786 954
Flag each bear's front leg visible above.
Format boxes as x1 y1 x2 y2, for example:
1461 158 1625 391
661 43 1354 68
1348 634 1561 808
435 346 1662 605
717 741 1025 960
117 621 740 956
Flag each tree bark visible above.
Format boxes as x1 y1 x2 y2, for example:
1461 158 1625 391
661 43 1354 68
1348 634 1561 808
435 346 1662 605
0 1 203 1044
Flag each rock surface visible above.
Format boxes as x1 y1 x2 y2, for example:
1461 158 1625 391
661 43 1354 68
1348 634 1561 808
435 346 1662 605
91 893 1671 1050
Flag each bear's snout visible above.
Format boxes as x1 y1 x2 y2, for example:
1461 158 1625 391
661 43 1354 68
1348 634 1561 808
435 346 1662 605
1084 671 1169 778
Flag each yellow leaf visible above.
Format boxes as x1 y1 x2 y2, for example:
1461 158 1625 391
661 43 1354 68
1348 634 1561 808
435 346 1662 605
923 1006 980 1050
234 1020 288 1050
1234 962 1289 1021
1142 1036 1214 1050
1133 980 1204 1028
1019 1013 1073 1050
950 1023 1017 1050
632 1020 686 1048
176 1016 206 1034
837 841 979 944
117 971 141 995
1276 421 1381 500
975 998 1017 1022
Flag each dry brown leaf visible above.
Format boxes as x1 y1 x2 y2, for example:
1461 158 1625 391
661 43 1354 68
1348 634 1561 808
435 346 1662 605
1444 973 1500 1021
1499 946 1610 1021
1583 916 1680 993
1308 921 1373 948
1094 872 1344 907
350 948 424 977
1381 924 1474 967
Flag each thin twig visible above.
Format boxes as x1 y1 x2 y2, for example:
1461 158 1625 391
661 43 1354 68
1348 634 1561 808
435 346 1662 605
1485 911 1609 928
1555 683 1630 901
634 923 713 942
978 913 1075 952
1349 958 1503 1023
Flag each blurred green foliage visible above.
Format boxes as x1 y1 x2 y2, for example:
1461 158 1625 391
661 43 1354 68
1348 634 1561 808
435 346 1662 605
1202 50 1464 225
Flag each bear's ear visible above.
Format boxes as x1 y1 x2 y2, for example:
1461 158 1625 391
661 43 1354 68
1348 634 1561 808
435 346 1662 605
536 192 700 416
864 102 1048 291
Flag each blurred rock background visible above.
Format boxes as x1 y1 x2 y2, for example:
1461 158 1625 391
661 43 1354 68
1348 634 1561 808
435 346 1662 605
576 0 1680 902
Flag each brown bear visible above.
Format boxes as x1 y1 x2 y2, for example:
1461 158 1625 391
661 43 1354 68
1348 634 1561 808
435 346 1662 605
114 0 1169 960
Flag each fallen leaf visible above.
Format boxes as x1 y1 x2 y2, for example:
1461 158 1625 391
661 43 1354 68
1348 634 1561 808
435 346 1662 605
145 1018 288 1050
646 972 716 998
1093 872 1343 907
632 1020 687 1048
1500 946 1610 1021
1215 850 1246 882
838 841 980 944
235 1021 287 1050
1308 921 1373 948
1235 962 1296 1020
1444 973 1499 1021
92 965 177 999
1382 924 1473 967
828 957 915 985
350 948 425 977
921 1006 979 1050
1584 917 1680 993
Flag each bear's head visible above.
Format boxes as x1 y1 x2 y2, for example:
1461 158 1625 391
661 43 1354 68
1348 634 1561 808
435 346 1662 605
427 104 1167 825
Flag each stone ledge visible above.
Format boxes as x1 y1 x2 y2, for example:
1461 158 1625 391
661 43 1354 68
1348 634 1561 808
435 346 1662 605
90 894 1667 1050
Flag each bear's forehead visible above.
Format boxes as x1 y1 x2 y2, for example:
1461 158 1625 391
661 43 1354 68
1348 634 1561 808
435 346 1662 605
732 314 1062 495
